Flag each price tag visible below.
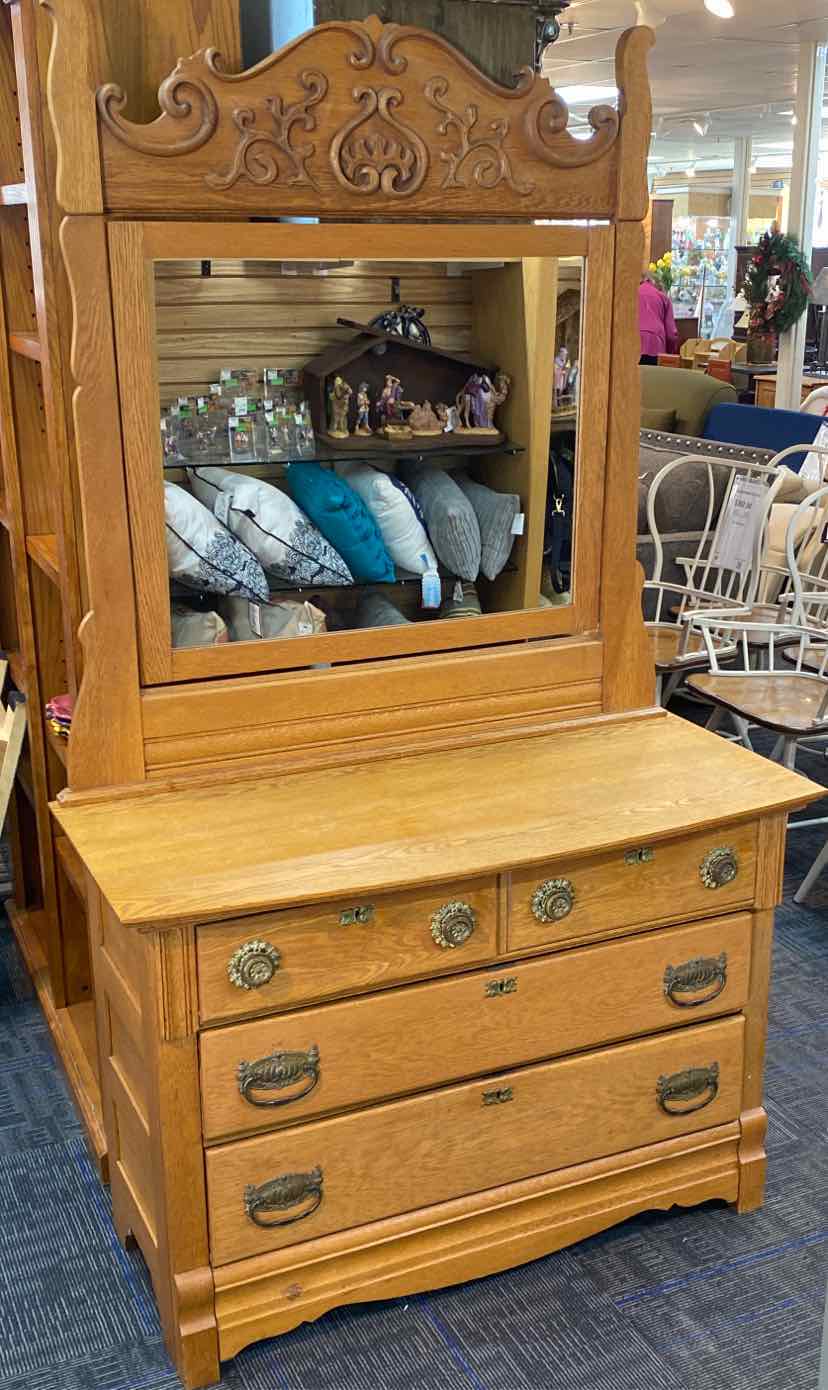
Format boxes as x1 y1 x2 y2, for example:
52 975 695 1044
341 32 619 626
234 395 249 416
802 422 828 482
511 512 525 536
709 477 767 575
295 412 304 426
248 602 263 637
213 490 231 526
421 565 441 609
210 383 222 396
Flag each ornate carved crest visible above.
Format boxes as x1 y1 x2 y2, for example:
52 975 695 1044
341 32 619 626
61 13 652 218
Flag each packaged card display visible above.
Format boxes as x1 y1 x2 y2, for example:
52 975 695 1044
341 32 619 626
161 417 182 465
179 409 229 461
294 402 316 457
221 367 259 395
228 415 257 464
264 366 301 390
263 409 293 460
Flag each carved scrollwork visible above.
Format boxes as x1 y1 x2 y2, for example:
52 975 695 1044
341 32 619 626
377 22 535 98
205 69 328 191
97 61 219 157
524 90 620 169
331 87 428 197
424 77 533 196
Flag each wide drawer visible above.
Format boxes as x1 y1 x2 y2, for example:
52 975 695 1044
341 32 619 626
197 877 498 1023
200 913 752 1142
205 1014 744 1263
509 822 758 954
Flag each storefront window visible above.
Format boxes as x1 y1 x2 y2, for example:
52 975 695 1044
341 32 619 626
670 216 731 338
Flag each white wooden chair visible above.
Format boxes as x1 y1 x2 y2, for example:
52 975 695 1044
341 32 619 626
0 655 27 831
643 454 785 704
800 385 828 416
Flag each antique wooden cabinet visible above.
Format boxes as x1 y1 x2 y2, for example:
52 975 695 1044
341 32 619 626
29 5 822 1387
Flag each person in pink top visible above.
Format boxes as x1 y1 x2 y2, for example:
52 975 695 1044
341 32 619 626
638 273 679 363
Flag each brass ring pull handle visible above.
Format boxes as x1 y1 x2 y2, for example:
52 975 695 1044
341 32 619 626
244 1167 323 1228
664 953 727 1009
227 939 281 990
657 1062 719 1115
431 900 477 949
531 878 575 923
700 846 739 890
237 1044 320 1108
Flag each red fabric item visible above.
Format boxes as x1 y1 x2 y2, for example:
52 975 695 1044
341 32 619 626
638 279 679 358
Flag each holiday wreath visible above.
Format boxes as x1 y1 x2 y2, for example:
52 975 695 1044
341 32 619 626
741 229 813 336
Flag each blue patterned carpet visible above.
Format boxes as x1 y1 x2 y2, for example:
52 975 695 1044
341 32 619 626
1 745 828 1389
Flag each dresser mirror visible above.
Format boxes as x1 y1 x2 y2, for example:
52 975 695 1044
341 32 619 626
109 222 607 684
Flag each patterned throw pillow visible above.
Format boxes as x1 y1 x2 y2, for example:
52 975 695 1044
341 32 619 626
287 462 395 583
355 594 412 627
187 466 352 586
164 482 268 601
399 463 481 581
455 474 519 581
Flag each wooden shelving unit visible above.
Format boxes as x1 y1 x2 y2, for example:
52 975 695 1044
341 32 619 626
0 0 100 1173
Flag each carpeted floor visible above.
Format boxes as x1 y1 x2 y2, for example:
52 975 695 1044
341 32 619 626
1 733 827 1390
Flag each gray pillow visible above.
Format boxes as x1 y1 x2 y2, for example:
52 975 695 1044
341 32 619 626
399 464 481 581
638 445 728 537
355 594 411 627
456 474 519 581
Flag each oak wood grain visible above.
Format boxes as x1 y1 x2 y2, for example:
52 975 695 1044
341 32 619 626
205 1015 744 1264
197 878 498 1024
54 715 822 929
200 913 752 1142
508 821 758 955
214 1122 741 1360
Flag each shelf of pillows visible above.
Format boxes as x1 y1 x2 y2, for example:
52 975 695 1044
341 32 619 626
163 371 527 649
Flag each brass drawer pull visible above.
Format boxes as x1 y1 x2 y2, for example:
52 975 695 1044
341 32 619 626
486 976 517 997
483 1086 514 1106
664 953 727 1008
431 900 477 949
244 1167 323 1228
657 1062 719 1115
237 1044 320 1108
625 847 654 866
340 904 375 926
700 846 739 890
531 878 574 923
227 939 281 991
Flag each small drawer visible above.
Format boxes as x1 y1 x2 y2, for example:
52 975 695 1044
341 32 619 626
205 1014 744 1264
509 822 757 954
197 878 498 1023
200 912 751 1142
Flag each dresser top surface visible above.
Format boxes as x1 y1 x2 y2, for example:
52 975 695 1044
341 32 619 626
53 712 821 928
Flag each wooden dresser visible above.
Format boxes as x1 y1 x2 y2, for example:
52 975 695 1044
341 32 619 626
32 6 822 1387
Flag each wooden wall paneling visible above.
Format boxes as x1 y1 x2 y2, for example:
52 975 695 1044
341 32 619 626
601 222 655 713
469 258 556 614
153 257 473 406
59 217 145 789
108 221 171 686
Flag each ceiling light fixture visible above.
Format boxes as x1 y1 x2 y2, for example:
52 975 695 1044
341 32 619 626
687 164 697 178
704 0 735 17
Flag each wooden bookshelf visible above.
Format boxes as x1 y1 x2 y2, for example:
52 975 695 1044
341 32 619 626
0 0 243 1182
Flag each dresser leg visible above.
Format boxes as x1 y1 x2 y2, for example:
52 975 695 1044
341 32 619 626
734 1106 768 1213
170 1269 221 1390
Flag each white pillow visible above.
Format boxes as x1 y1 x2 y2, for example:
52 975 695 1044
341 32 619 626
221 596 327 642
187 466 352 586
164 482 268 601
171 605 229 648
334 461 437 575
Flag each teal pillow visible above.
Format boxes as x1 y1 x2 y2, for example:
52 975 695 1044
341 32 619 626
287 463 395 583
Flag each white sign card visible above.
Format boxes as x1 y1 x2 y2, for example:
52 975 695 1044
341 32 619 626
709 477 767 575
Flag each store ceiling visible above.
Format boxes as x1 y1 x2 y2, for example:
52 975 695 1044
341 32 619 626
542 0 828 174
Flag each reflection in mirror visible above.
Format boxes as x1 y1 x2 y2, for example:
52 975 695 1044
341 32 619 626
156 256 583 650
